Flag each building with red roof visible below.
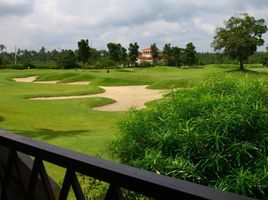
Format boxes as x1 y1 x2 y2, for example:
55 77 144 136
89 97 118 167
137 48 154 63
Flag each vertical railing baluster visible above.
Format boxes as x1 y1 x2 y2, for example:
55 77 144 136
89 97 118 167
14 160 27 194
58 169 72 200
37 159 56 200
26 157 56 200
0 149 17 200
105 184 124 200
70 171 85 200
58 169 85 200
26 157 39 200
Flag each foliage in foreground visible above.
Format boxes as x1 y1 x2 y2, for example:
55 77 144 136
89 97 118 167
111 76 268 199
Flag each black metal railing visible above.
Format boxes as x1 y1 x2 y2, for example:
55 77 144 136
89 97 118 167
0 129 254 200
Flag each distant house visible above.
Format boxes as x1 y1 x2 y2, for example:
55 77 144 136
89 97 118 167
137 48 154 64
137 47 164 64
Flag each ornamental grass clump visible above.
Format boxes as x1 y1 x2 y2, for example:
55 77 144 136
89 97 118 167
111 76 268 199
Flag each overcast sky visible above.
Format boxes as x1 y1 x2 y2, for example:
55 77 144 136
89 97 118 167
1 0 268 52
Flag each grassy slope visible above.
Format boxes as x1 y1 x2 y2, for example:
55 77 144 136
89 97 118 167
0 64 267 184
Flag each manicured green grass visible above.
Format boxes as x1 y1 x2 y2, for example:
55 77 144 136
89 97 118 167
1 65 268 154
0 64 268 185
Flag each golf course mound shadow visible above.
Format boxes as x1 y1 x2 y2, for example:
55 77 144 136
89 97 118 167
226 68 268 75
13 128 89 140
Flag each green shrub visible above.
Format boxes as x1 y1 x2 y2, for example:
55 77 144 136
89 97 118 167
77 174 108 200
95 58 117 69
138 62 154 67
261 52 268 66
111 76 268 199
4 62 60 69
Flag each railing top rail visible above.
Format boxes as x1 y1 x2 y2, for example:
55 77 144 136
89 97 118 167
0 129 253 200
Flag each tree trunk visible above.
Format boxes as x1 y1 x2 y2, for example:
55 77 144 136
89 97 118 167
239 59 244 70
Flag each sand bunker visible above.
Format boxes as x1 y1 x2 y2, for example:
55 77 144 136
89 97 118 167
31 85 165 111
13 76 38 83
34 80 59 84
14 76 165 111
92 86 164 111
13 76 90 85
66 81 89 85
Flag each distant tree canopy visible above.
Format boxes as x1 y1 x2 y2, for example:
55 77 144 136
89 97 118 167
1 31 267 69
119 46 127 66
128 42 139 66
107 43 124 64
150 43 159 64
38 47 47 62
212 13 267 70
0 44 5 52
162 43 172 65
261 47 268 66
78 39 91 66
57 49 77 69
0 44 5 65
184 42 197 66
162 44 182 67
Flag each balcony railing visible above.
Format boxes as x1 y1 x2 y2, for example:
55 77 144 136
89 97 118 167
0 129 254 200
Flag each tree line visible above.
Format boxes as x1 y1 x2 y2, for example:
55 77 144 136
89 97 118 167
0 40 197 69
1 42 267 70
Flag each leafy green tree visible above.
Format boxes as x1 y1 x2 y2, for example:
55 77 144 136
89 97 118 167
184 42 197 66
78 39 91 67
57 49 77 69
107 43 122 63
0 44 5 65
150 43 159 64
0 44 5 51
128 42 139 66
261 47 268 66
36 47 48 62
171 46 181 67
162 44 172 65
119 46 127 66
107 43 127 66
163 44 182 67
212 13 267 70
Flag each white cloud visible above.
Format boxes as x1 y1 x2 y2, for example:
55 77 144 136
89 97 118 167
0 0 267 52
193 17 215 34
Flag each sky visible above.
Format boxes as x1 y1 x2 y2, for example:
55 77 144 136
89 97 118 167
0 0 268 52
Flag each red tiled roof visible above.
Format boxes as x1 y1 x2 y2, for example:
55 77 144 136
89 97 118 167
142 48 151 51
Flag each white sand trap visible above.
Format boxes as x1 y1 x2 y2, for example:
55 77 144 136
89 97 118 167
66 81 90 85
13 76 90 85
31 85 165 111
14 76 38 82
34 80 59 84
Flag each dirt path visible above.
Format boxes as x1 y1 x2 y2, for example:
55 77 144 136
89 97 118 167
14 76 165 111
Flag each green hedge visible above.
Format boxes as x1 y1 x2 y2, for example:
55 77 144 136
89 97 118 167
111 76 268 199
